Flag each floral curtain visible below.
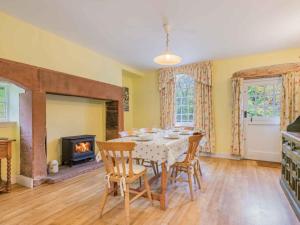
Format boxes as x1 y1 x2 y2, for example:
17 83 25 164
158 61 215 153
280 72 300 130
194 82 215 152
231 77 244 156
159 77 175 129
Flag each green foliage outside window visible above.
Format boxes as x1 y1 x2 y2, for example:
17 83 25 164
247 83 281 118
175 74 194 123
0 86 7 120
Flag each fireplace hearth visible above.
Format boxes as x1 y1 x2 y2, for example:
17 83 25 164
61 135 96 167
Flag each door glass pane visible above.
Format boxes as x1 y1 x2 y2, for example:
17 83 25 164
247 82 281 118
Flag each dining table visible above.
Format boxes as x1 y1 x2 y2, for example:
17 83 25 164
110 130 192 210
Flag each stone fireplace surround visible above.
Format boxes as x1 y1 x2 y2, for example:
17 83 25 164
0 58 124 187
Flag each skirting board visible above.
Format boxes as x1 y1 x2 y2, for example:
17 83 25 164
1 176 17 184
16 175 33 188
200 152 241 160
0 176 17 184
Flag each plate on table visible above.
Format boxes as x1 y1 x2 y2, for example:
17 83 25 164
145 131 157 134
164 135 180 139
135 135 153 142
135 137 153 142
172 129 181 133
179 131 191 135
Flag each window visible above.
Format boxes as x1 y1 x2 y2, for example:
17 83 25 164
0 84 8 121
246 80 281 118
175 74 195 126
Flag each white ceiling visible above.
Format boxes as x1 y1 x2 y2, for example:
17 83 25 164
1 0 300 70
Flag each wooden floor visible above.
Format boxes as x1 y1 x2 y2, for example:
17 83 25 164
0 158 298 225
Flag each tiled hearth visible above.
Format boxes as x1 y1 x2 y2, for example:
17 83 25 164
46 160 102 184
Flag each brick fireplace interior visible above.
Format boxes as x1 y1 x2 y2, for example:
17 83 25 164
46 94 120 168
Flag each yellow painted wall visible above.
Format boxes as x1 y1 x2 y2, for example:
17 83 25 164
128 48 300 154
0 11 143 180
133 70 160 128
213 48 300 154
122 70 161 130
122 71 135 131
0 12 143 86
46 94 106 164
1 10 300 177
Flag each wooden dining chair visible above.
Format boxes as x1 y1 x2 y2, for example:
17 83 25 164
97 141 152 225
170 134 203 201
192 131 206 176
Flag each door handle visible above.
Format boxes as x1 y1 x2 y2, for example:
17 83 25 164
244 111 248 118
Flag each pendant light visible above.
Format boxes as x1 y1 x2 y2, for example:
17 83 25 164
154 23 182 66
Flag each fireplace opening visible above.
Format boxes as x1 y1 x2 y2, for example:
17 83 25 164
75 142 91 153
61 135 96 167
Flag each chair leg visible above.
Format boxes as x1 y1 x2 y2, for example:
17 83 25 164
151 161 157 175
188 170 194 201
170 167 174 184
197 158 203 176
124 183 130 225
99 186 109 218
198 162 202 177
174 167 178 183
194 166 201 190
155 162 159 174
199 164 203 176
144 173 153 205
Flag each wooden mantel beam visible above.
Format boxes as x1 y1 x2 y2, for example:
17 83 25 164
0 57 124 186
232 63 300 79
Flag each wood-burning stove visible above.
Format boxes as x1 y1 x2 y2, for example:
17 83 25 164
61 135 96 166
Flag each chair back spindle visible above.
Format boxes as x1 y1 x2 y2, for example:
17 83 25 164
97 142 136 177
184 135 203 163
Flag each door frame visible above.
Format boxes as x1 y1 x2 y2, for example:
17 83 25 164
243 77 282 162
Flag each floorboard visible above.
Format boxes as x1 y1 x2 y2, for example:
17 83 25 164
0 158 298 225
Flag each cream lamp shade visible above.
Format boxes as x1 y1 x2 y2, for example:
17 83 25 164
154 51 182 65
154 23 182 66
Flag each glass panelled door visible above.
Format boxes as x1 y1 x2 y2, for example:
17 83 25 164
243 77 282 162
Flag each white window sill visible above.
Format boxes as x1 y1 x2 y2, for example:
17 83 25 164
0 121 18 127
175 122 194 128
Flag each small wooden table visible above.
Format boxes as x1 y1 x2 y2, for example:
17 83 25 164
0 139 15 192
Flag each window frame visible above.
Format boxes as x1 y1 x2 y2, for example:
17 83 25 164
174 74 195 127
0 84 9 122
243 77 281 123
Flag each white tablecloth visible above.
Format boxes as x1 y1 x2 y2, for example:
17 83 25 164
110 132 190 168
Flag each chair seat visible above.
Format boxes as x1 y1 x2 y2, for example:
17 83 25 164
114 164 146 176
173 154 198 168
175 154 186 163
